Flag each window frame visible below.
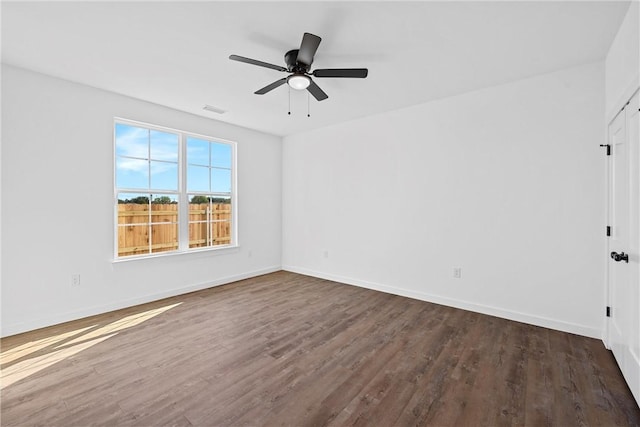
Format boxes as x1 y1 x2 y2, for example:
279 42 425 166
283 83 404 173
113 118 237 261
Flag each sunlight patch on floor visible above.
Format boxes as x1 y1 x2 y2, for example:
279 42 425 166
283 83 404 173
0 302 183 389
0 325 97 365
1 333 117 389
62 303 183 347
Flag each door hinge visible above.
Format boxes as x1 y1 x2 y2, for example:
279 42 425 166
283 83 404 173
599 144 611 156
606 226 611 236
606 306 611 317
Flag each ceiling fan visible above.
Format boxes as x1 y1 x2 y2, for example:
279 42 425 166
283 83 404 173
229 32 368 101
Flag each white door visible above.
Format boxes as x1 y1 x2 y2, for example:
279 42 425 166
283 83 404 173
608 90 639 406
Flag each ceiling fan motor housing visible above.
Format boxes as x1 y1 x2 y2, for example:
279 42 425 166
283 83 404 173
285 49 311 73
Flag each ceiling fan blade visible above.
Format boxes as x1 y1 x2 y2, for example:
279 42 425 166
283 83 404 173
297 33 321 66
313 68 368 78
229 55 287 72
307 80 328 101
255 78 288 95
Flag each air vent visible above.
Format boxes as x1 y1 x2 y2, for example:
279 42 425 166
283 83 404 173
203 104 226 114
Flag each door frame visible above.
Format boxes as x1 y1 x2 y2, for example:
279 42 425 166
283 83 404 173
604 86 639 350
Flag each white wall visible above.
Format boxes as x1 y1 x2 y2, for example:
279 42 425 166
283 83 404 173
283 62 605 338
1 65 282 337
605 1 639 120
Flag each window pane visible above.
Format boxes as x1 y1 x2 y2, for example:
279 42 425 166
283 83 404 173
211 143 232 168
118 224 150 257
116 157 148 189
117 193 150 225
150 130 178 162
150 161 178 191
212 197 231 246
189 222 208 248
151 223 178 253
187 137 210 166
151 195 179 224
211 168 231 193
188 195 232 248
189 194 209 248
189 195 209 219
115 124 149 159
188 165 209 192
212 220 231 246
212 197 231 222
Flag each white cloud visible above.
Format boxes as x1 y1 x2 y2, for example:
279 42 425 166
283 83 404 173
116 126 178 174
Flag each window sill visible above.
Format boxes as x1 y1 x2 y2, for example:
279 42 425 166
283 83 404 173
112 244 239 264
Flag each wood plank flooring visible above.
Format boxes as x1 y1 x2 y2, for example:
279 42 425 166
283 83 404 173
1 271 639 426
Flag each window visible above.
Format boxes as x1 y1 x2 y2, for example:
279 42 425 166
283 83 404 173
187 137 232 248
114 120 235 259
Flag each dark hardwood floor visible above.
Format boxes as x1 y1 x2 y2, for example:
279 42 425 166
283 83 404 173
1 271 639 426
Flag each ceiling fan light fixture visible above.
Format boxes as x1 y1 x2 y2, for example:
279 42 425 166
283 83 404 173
287 74 311 90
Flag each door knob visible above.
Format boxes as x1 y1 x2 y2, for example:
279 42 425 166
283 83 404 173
610 251 629 263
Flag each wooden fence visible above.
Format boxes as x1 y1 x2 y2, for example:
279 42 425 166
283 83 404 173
117 203 231 257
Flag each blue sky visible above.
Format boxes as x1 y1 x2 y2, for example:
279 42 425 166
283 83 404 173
115 124 232 195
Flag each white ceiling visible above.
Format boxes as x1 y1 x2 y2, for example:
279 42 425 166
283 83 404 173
1 1 630 137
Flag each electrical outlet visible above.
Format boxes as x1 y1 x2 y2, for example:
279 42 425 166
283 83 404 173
453 268 462 279
248 250 252 258
323 250 329 259
71 274 81 286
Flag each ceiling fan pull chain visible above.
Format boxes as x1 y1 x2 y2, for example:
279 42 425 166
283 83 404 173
307 92 311 118
288 86 291 115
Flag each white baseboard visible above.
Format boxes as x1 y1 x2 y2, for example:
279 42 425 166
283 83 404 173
5 265 603 340
1 266 281 337
282 265 602 340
